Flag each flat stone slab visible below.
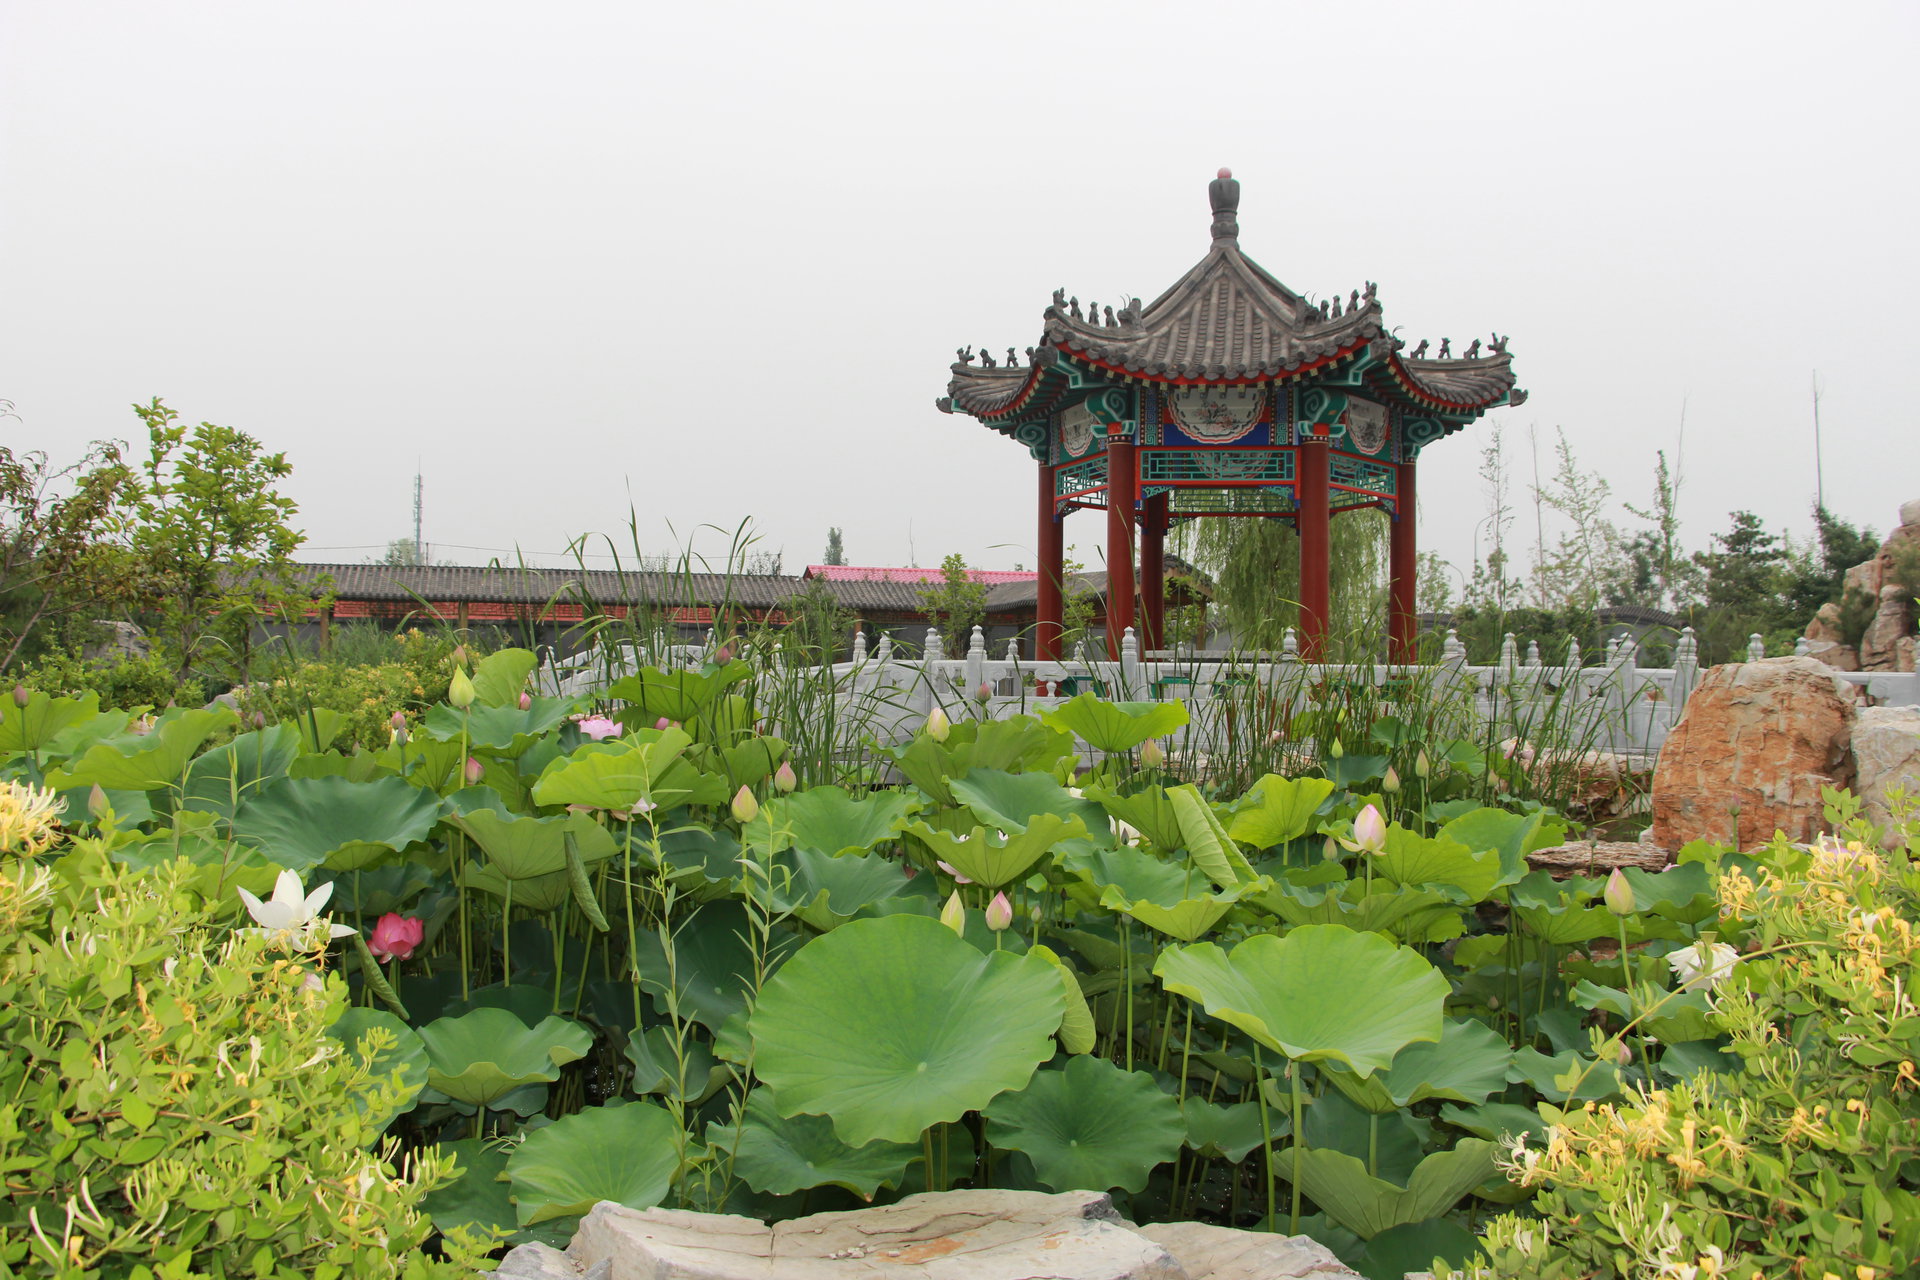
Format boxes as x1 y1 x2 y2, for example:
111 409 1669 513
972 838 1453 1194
492 1191 1364 1280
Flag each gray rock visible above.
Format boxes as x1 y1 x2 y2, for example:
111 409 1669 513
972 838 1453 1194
492 1240 609 1278
1853 705 1920 844
1137 1221 1358 1279
1899 497 1920 529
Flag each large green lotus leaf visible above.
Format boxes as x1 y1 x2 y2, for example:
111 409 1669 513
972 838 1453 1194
471 648 538 707
1296 1086 1430 1185
1572 981 1718 1045
770 847 914 931
1080 784 1183 850
506 1099 680 1225
1182 1098 1273 1161
1061 843 1195 906
1227 775 1336 849
984 1056 1183 1194
419 1138 515 1237
1621 862 1718 924
0 689 103 753
1325 752 1390 788
759 785 919 858
1028 944 1097 1054
46 706 236 791
712 1089 917 1199
1359 1218 1484 1280
1437 807 1565 888
451 808 616 880
368 735 466 789
529 728 694 810
1321 1017 1514 1114
1507 1047 1627 1103
948 770 1108 838
1101 880 1266 943
112 812 286 902
1255 876 1457 938
418 1008 593 1107
706 735 789 789
1278 1140 1497 1240
624 1026 728 1103
1154 926 1445 1076
328 1008 428 1131
178 725 303 824
1509 870 1618 944
1167 784 1257 889
957 715 1077 775
604 663 752 725
750 915 1065 1146
424 699 574 754
1043 693 1189 753
462 864 573 912
284 707 347 754
1437 1101 1551 1145
905 813 1083 888
1373 828 1501 903
656 822 745 890
233 775 445 873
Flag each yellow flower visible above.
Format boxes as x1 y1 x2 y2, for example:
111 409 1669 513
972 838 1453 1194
0 779 62 856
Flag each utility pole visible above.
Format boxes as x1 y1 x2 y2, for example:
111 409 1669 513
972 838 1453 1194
1810 371 1825 513
413 467 424 563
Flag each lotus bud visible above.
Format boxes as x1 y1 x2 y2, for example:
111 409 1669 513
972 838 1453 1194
1139 739 1166 769
985 891 1013 932
1603 868 1635 917
926 706 951 743
731 785 759 824
251 711 266 730
713 644 733 666
88 784 108 818
772 761 798 793
1415 749 1431 779
1329 738 1344 759
1382 766 1401 794
1612 1040 1634 1068
1322 835 1339 861
12 684 28 708
656 716 672 730
464 756 484 785
1266 730 1283 746
1352 804 1387 855
451 644 468 667
518 691 532 711
1487 994 1500 1010
975 681 993 703
939 890 966 935
448 667 476 710
390 710 407 732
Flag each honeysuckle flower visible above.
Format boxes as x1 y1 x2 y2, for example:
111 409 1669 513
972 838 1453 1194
368 912 424 962
1342 804 1388 856
1667 939 1740 992
1603 868 1636 917
936 859 973 885
926 706 951 743
731 785 759 824
1139 739 1166 769
985 891 1013 932
773 761 798 793
518 691 532 711
939 890 966 935
0 779 63 856
575 716 622 740
448 667 476 710
464 756 485 785
236 869 356 948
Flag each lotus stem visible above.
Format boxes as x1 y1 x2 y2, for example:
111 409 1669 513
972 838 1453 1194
1289 1059 1305 1235
1252 1043 1275 1232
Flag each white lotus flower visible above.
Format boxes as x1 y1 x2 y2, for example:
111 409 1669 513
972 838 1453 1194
237 869 357 947
1667 939 1740 992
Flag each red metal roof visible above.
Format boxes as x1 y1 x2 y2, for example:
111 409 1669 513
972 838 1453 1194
802 565 1037 586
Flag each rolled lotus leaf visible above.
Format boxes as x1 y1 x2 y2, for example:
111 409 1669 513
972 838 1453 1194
418 1007 592 1107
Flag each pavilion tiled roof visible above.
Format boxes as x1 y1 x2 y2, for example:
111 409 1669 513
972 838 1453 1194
943 170 1519 419
286 563 803 610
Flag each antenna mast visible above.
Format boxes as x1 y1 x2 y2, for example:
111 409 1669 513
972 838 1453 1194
1810 371 1825 513
413 467 424 563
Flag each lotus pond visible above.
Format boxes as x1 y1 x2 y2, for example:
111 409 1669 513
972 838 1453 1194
2 646 1913 1280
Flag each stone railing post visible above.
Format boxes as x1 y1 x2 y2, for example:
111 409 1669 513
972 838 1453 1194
965 625 987 694
1746 633 1765 663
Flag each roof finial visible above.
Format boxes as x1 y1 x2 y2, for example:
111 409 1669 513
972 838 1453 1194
1209 167 1239 243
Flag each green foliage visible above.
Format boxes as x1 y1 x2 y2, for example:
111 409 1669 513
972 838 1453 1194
0 852 474 1278
918 553 988 657
12 646 207 710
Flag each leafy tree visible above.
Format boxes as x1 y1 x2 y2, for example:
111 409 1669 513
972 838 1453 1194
1781 504 1878 622
1173 504 1385 657
919 553 987 656
823 527 846 566
0 406 145 672
127 398 313 677
1527 429 1621 611
1614 449 1702 610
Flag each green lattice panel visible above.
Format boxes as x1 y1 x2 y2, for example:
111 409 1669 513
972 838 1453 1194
1055 457 1108 498
1169 489 1294 516
1330 453 1396 496
1140 449 1294 485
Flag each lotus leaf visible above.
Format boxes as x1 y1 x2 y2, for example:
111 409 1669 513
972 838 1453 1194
758 784 918 859
605 663 752 724
1154 925 1446 1076
471 648 538 706
948 769 1107 838
959 716 1077 774
1620 862 1717 923
1255 877 1457 937
1507 1046 1627 1102
750 915 1065 1146
328 1008 428 1130
424 699 575 754
1044 692 1189 752
1359 1219 1483 1280
418 1008 592 1107
1373 828 1501 903
446 983 561 1026
452 808 616 880
1277 1140 1497 1239
529 728 694 810
1437 1101 1551 1145
1227 774 1336 849
462 864 572 912
112 812 285 901
1324 751 1389 788
706 734 789 788
768 847 914 931
712 1089 917 1198
1167 784 1257 889
233 775 444 872
419 1138 515 1237
985 1056 1183 1193
656 822 745 890
506 1100 680 1225
0 689 102 752
1028 943 1096 1054
1081 783 1184 850
46 706 235 791
625 1026 727 1102
1181 1098 1273 1161
1321 1017 1513 1114
284 706 346 753
1295 1086 1430 1184
178 724 302 823
1509 871 1619 944
1060 842 1194 903
905 813 1083 888
1572 980 1718 1045
1437 807 1566 887
1100 881 1264 943
631 901 791 1030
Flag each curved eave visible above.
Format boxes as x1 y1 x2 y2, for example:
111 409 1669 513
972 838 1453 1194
1055 335 1375 387
1381 352 1517 413
943 363 1048 421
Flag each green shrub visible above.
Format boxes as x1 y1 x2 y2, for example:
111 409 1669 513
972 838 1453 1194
1453 797 1920 1280
11 647 205 712
0 835 481 1278
236 629 474 750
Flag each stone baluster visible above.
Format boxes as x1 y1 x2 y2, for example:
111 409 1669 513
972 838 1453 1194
1794 635 1811 657
1747 633 1765 663
1670 626 1699 711
1442 628 1466 664
1525 640 1541 667
1005 636 1021 662
965 625 988 692
1499 633 1519 672
874 633 893 663
1073 637 1090 665
1120 627 1140 690
1281 628 1300 662
852 628 868 662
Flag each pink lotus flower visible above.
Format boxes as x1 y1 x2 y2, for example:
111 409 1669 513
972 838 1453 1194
368 913 424 962
655 717 673 731
985 891 1013 932
518 691 532 711
390 710 407 732
575 716 622 740
1343 804 1388 856
936 859 973 885
464 756 484 784
773 761 798 793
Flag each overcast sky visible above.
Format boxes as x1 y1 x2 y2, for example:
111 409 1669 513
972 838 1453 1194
5 2 1916 591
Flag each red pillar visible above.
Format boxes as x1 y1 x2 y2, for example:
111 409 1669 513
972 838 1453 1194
1297 435 1331 661
1389 463 1418 664
1140 491 1167 652
1104 429 1137 658
1036 460 1064 661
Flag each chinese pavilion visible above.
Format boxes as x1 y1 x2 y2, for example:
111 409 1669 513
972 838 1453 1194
937 170 1524 663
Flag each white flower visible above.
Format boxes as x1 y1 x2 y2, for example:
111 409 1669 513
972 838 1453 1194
1667 939 1739 992
236 869 357 948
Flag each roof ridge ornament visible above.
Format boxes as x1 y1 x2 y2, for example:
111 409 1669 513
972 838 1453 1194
1209 167 1239 243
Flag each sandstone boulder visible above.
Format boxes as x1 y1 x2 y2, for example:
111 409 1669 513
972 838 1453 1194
1135 1221 1356 1279
1805 601 1846 647
1852 705 1920 843
1901 497 1920 529
1651 657 1855 849
1861 585 1915 672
